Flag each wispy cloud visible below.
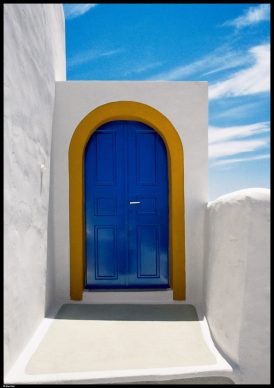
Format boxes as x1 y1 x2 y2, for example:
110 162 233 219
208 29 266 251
209 101 261 121
148 57 208 80
209 139 267 159
68 48 123 68
148 45 252 81
211 154 270 167
209 121 270 160
124 61 164 76
209 122 270 144
223 4 270 29
209 43 270 100
148 42 269 102
63 4 97 20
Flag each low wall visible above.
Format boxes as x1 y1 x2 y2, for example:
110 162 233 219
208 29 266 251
4 4 66 375
204 188 270 384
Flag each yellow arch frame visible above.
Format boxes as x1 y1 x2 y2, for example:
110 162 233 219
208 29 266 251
69 101 186 300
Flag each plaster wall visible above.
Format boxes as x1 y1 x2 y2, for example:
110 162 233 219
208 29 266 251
4 4 66 375
203 188 270 384
50 81 208 307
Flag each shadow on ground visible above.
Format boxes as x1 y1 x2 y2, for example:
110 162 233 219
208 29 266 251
53 303 199 321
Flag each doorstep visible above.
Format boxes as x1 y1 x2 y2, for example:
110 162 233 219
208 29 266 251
5 303 233 385
82 289 181 304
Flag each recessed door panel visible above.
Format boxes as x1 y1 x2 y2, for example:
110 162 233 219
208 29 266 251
85 122 127 288
137 226 159 278
85 120 169 289
127 122 169 287
136 133 157 185
95 226 117 279
96 132 116 185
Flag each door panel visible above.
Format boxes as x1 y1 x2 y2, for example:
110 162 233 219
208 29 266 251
95 132 116 185
85 122 127 288
95 226 118 279
127 122 169 287
136 132 157 185
85 120 169 289
137 226 159 278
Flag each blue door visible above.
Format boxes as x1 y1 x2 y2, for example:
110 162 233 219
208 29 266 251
85 121 169 289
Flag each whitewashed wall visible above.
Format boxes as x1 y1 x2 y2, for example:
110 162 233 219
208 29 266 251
203 189 270 384
50 81 208 307
4 4 66 375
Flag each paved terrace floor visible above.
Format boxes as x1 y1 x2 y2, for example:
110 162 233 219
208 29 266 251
6 303 234 384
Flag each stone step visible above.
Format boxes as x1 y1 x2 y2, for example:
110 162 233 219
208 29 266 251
5 303 233 385
83 289 183 304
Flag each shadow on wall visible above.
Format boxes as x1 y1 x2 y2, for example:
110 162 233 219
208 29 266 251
45 154 55 316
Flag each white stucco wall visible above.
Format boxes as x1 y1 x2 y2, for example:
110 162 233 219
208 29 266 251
203 188 270 384
4 4 66 375
50 81 208 307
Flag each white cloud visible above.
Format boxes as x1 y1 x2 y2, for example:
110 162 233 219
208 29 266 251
68 49 123 68
124 61 164 76
209 44 270 100
148 47 251 81
208 121 270 160
64 4 97 20
200 54 251 77
149 57 208 80
211 154 270 167
209 139 267 159
210 102 260 121
224 4 270 28
209 122 270 144
150 43 269 99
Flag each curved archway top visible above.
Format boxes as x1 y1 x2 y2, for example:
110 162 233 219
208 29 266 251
69 100 186 301
69 101 184 159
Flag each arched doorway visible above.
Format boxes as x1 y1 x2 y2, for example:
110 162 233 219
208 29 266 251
85 120 169 289
69 101 186 300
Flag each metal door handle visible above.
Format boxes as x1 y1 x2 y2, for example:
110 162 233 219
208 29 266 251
129 201 141 205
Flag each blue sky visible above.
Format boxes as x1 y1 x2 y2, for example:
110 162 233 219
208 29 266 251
63 3 270 201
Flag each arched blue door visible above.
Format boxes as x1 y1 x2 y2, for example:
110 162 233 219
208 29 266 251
85 121 169 289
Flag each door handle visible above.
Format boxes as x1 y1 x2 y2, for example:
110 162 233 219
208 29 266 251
129 201 141 205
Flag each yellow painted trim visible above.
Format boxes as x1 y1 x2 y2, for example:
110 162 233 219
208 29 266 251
69 101 186 301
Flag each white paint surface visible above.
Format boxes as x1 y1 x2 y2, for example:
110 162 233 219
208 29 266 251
50 81 208 308
203 188 270 384
26 305 216 374
4 4 66 376
5 303 232 385
83 290 181 304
